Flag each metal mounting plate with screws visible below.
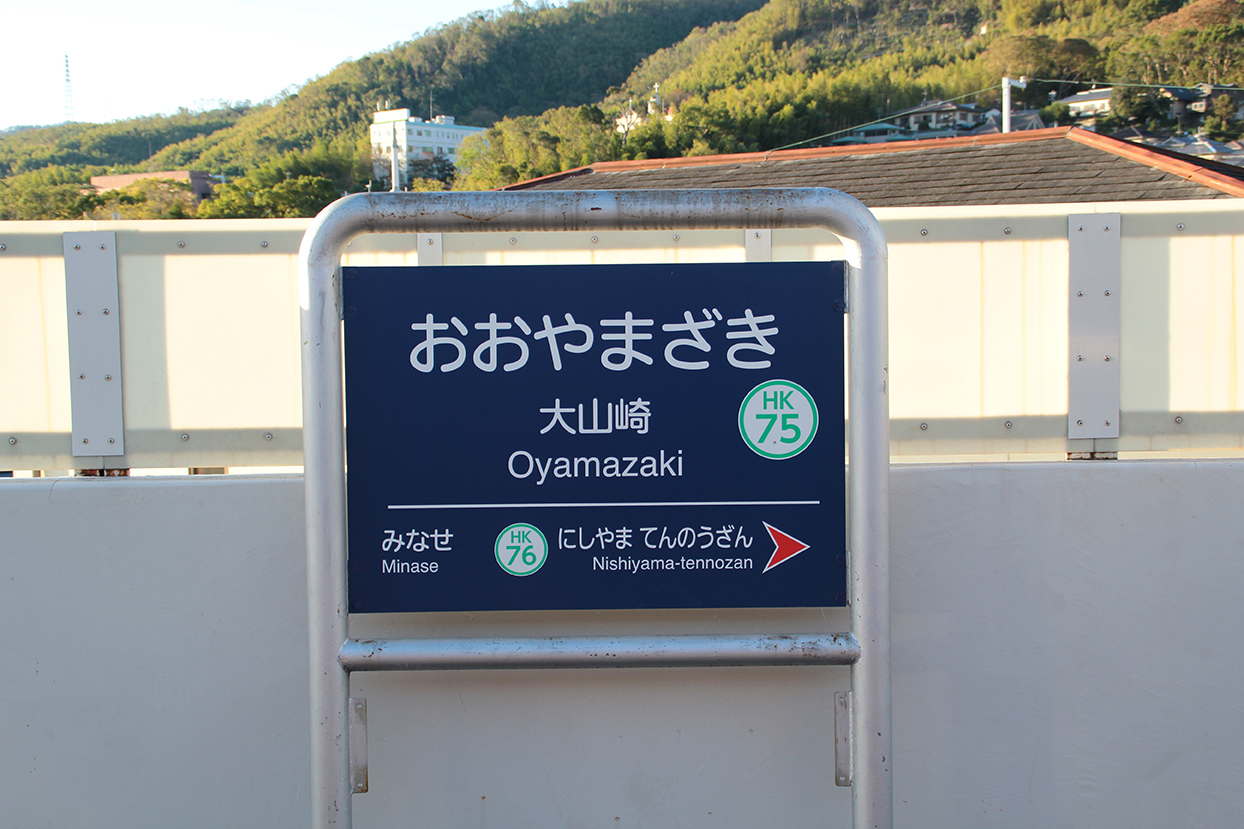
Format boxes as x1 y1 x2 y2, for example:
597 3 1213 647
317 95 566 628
63 231 125 457
1067 214 1121 440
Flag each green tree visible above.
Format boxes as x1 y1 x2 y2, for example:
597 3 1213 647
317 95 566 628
1203 93 1244 139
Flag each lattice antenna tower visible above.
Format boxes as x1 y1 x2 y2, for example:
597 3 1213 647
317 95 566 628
64 54 74 123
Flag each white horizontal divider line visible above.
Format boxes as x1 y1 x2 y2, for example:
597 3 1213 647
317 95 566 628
388 500 821 510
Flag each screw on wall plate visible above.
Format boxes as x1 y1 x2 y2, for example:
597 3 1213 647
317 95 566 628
79 374 85 380
920 229 928 236
1004 227 1012 234
754 232 761 238
510 238 517 245
1175 416 1184 424
1077 291 1084 297
103 309 109 315
0 244 6 250
1103 226 1110 232
1005 421 1013 429
1077 226 1084 232
1105 420 1111 426
1077 355 1083 362
260 241 268 248
8 437 16 445
673 235 680 241
82 438 89 444
178 241 185 248
265 432 273 440
920 423 928 430
1104 290 1111 296
105 375 112 381
100 244 106 250
74 244 81 250
76 310 82 315
108 438 115 444
181 433 189 441
1177 223 1185 231
426 238 434 245
1104 356 1111 361
1077 420 1084 426
591 236 598 243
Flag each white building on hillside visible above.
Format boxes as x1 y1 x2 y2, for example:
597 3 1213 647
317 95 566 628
370 108 486 188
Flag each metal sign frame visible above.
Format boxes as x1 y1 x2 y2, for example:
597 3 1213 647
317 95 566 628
298 189 890 829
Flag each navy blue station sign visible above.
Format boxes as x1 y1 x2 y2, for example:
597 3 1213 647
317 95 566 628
343 261 845 612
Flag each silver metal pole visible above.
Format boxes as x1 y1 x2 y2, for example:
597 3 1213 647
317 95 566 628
340 633 861 672
298 188 890 829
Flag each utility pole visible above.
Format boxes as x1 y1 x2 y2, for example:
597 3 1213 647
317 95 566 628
1002 76 1027 133
64 55 74 123
390 120 401 192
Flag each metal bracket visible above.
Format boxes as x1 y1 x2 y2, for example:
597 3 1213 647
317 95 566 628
831 260 849 313
744 228 772 262
835 690 853 786
1068 215 1121 440
63 231 125 457
416 233 443 266
349 697 368 794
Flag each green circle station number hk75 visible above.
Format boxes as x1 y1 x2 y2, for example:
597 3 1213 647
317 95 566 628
738 379 819 460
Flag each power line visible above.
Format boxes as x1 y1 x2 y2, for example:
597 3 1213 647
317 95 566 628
766 76 1229 155
767 84 1001 153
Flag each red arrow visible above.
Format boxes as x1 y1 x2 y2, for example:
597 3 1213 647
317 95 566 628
762 522 810 573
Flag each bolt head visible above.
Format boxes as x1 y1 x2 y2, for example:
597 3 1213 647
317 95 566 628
920 229 928 236
1175 416 1184 424
108 438 115 444
1004 227 1012 234
8 437 16 445
260 241 268 248
74 244 81 250
105 375 112 381
181 433 189 441
82 438 89 444
920 423 928 430
673 235 680 241
178 241 185 248
265 432 273 440
1177 223 1185 231
1077 420 1083 426
591 236 598 243
1005 421 1013 429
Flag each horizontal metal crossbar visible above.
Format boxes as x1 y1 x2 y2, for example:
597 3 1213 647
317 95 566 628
338 633 861 672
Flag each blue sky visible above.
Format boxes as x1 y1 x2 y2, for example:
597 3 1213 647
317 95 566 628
2 0 513 130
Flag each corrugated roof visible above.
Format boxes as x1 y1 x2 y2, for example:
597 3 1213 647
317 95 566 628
504 128 1244 205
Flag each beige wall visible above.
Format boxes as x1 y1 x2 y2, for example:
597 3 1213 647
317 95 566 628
2 198 1242 471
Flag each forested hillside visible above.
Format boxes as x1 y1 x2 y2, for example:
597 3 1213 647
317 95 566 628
0 0 765 218
457 0 1244 187
1 0 1240 217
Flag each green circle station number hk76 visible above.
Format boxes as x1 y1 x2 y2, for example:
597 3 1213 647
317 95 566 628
738 379 819 459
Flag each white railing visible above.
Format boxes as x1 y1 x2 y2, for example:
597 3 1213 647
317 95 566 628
2 197 1242 471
